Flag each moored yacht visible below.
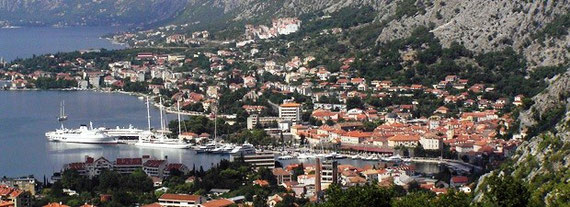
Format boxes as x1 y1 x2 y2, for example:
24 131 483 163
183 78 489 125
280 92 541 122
134 131 192 149
229 143 256 156
196 143 216 153
45 122 118 144
134 98 191 149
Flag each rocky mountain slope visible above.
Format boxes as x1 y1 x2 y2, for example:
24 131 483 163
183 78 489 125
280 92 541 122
0 0 187 26
475 68 570 206
373 0 570 68
169 0 569 68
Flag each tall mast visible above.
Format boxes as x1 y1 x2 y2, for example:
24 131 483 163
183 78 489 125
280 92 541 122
146 97 151 131
159 97 164 132
159 97 165 143
177 100 182 136
214 102 217 141
62 101 65 117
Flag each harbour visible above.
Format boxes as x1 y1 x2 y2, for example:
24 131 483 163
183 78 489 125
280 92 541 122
0 90 449 179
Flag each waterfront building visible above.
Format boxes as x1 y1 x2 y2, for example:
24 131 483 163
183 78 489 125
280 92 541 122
233 152 276 169
114 158 143 175
62 156 187 179
143 160 168 178
84 157 113 179
387 134 420 147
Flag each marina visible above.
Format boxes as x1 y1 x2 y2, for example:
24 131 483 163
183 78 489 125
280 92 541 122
0 90 454 179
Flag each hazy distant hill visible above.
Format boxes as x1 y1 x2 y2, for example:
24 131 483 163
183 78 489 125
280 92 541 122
0 0 187 26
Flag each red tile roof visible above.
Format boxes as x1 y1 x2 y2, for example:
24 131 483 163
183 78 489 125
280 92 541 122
201 199 235 207
159 194 202 202
451 176 469 183
43 203 70 207
272 168 291 176
141 203 162 207
388 134 420 142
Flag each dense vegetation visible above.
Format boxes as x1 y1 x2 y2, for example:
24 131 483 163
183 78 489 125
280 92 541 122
531 10 570 42
35 169 155 207
33 77 77 89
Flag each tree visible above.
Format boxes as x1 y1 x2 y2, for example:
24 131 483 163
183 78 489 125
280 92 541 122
346 97 364 110
362 121 379 132
291 164 305 181
299 134 306 146
413 145 426 157
433 190 471 207
391 191 435 207
320 184 401 207
480 173 530 207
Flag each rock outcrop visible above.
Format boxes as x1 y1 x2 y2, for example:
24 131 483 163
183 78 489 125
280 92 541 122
475 67 570 205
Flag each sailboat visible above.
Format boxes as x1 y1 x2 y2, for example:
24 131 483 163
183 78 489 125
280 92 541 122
134 97 192 149
57 101 68 121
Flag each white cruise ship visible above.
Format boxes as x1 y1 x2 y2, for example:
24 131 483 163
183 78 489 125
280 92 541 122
103 125 145 143
45 123 118 144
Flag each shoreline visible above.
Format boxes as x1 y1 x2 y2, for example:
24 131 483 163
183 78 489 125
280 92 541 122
0 87 210 116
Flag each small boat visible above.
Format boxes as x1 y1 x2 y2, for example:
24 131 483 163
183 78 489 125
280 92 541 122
297 153 309 159
278 155 294 160
196 143 216 153
211 147 224 154
221 144 235 154
363 155 377 161
334 154 347 159
324 153 336 159
381 155 403 162
57 101 68 121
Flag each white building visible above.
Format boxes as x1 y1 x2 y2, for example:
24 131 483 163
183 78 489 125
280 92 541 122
158 194 205 207
419 135 443 150
279 102 301 123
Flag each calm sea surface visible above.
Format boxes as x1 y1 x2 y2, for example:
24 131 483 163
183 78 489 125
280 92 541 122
0 26 125 61
0 91 227 178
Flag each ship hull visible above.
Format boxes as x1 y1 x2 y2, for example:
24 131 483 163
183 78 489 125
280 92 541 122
134 142 191 149
45 132 118 144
